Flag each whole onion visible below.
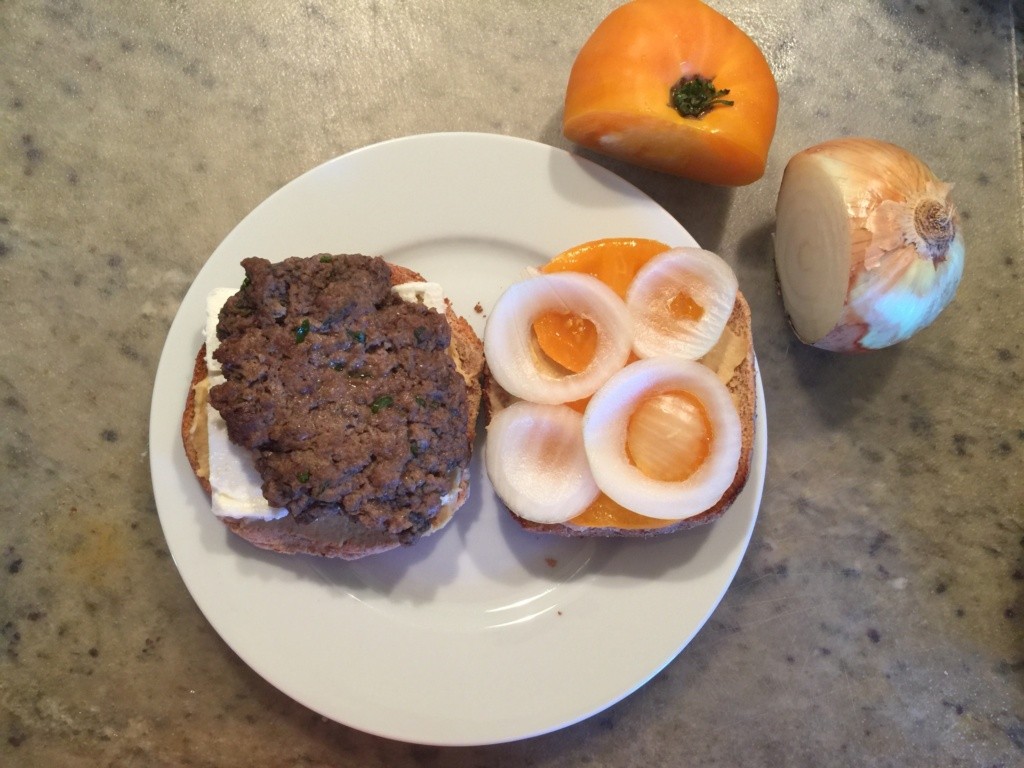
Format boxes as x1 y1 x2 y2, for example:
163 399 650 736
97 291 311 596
774 137 964 352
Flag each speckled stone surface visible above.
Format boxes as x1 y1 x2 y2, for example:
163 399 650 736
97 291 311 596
2 1 1022 765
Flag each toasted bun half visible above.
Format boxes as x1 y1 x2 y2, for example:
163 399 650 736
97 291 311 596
485 292 756 537
181 262 484 559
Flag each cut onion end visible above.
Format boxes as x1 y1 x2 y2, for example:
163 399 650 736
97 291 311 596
627 248 738 361
583 357 741 520
484 272 632 404
774 153 849 346
485 402 599 524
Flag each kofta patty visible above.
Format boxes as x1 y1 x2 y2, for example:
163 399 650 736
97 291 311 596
208 253 471 540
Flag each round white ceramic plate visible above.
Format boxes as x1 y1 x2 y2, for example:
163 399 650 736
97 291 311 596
149 132 767 746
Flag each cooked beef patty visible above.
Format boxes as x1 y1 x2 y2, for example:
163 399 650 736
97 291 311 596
209 253 471 540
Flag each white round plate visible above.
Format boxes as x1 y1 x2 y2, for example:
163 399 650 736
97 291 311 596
149 132 767 746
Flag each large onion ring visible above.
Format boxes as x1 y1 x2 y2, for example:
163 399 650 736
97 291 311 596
484 272 632 404
484 402 599 524
627 248 738 361
583 357 741 520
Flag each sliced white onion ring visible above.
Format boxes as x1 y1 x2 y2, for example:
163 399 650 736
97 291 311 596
583 357 741 520
485 402 599 524
627 247 738 361
484 272 632 404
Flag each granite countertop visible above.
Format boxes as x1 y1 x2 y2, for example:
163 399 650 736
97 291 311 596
2 1 1022 765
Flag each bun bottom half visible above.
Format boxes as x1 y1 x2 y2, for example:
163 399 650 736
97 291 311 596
486 292 757 538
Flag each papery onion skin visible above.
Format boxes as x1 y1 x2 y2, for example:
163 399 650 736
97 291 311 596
775 137 964 353
582 357 741 520
483 272 632 404
484 402 599 524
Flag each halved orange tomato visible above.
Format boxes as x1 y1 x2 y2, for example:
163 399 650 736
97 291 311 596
562 0 778 186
